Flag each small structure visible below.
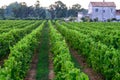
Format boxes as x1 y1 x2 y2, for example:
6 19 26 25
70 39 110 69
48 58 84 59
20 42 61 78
88 2 116 21
77 11 88 22
77 12 84 22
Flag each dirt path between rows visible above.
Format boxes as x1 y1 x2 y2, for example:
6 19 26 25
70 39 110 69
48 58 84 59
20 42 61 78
70 48 105 80
0 54 9 67
0 58 5 66
48 52 55 80
24 49 38 80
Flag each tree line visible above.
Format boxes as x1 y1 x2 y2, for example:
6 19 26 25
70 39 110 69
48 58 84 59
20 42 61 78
0 0 87 20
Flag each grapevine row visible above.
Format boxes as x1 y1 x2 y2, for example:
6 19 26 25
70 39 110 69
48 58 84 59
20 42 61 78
0 21 41 59
56 21 120 80
63 22 120 49
49 21 89 80
0 21 45 80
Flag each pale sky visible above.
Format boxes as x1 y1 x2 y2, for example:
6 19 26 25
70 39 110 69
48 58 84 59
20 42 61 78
0 0 120 9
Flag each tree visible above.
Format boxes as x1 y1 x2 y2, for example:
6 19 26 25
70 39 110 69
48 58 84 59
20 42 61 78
27 6 35 18
68 3 81 17
34 0 46 19
35 0 40 8
45 9 51 19
12 2 28 19
55 1 67 18
34 0 40 18
0 6 5 19
72 4 81 11
49 4 56 19
49 1 67 18
0 0 87 20
5 2 20 19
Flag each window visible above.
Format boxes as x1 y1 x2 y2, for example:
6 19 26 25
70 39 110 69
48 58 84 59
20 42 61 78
103 10 105 13
95 9 98 12
111 9 113 12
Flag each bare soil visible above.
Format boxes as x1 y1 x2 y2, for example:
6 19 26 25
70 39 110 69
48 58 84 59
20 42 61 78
0 54 9 67
24 49 38 80
48 52 55 80
0 59 4 66
70 48 105 80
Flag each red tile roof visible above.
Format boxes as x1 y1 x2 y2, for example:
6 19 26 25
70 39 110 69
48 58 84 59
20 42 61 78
90 2 116 7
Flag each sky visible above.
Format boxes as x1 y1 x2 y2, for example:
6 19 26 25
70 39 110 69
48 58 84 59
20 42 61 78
0 0 120 9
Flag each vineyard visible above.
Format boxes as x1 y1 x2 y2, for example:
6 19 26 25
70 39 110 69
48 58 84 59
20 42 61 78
0 20 120 80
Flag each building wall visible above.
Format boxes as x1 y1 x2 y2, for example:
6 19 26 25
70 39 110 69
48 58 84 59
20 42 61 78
88 3 116 21
116 15 120 20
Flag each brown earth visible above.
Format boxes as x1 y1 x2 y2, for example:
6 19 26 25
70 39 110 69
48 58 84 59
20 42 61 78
24 49 38 80
0 54 9 67
48 52 55 80
0 59 4 66
24 50 55 80
70 48 105 80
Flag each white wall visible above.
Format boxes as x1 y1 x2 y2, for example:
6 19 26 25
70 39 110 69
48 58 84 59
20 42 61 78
88 3 116 21
116 15 120 20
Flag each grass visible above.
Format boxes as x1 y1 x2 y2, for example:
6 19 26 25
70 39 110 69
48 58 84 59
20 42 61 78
70 52 83 70
36 22 49 80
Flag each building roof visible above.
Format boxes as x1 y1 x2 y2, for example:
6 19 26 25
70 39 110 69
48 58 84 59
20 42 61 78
116 10 120 15
90 2 116 7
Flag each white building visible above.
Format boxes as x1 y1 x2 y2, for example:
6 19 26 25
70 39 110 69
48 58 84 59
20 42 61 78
88 2 116 21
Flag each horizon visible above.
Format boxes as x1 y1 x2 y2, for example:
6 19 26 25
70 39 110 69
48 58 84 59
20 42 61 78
0 0 120 9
